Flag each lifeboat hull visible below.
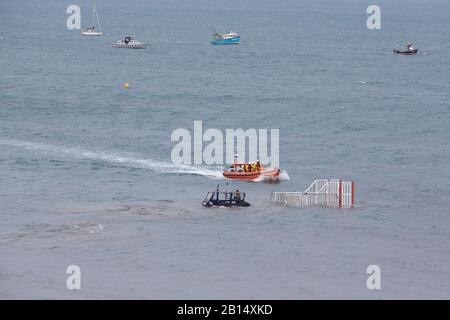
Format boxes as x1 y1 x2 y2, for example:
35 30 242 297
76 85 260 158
260 168 281 181
223 168 280 181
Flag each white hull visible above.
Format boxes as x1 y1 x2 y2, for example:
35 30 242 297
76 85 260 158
81 31 103 36
112 43 147 49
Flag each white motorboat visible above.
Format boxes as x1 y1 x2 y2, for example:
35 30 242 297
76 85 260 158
112 36 147 49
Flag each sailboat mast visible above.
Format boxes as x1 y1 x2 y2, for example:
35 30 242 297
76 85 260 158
92 1 96 27
96 12 102 32
93 0 101 31
96 10 102 31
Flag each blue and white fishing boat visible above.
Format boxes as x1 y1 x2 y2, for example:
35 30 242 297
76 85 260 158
211 31 240 45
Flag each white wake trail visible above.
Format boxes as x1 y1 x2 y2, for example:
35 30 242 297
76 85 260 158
0 138 224 179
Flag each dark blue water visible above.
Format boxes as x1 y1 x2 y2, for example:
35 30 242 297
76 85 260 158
1 0 450 298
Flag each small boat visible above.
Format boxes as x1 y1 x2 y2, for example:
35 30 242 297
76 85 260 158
393 43 418 55
112 36 147 49
202 185 250 207
223 157 280 181
211 31 240 45
81 0 102 36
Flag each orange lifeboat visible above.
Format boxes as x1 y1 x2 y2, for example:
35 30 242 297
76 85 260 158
223 162 280 181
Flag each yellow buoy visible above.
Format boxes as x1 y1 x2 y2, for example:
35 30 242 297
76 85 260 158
123 82 129 89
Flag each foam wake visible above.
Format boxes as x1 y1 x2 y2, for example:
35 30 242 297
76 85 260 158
253 170 290 182
0 138 224 179
278 171 290 181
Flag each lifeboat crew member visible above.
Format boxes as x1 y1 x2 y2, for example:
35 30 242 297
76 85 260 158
251 162 258 172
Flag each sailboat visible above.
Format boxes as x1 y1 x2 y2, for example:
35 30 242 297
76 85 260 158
81 0 102 36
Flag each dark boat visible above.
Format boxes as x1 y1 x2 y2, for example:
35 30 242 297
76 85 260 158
202 185 250 207
393 43 418 55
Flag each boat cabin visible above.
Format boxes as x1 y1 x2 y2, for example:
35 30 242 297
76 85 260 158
202 188 250 207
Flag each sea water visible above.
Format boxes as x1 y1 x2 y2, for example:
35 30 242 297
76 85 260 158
1 0 450 298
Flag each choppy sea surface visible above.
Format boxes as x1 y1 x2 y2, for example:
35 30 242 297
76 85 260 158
1 0 450 299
